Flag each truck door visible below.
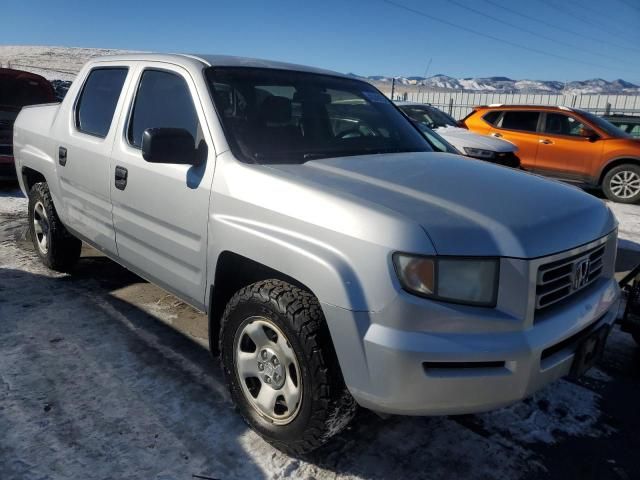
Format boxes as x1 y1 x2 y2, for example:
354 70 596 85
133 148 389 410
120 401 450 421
55 66 130 255
109 63 215 308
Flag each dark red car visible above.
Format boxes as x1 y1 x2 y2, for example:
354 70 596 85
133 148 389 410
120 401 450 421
0 68 56 179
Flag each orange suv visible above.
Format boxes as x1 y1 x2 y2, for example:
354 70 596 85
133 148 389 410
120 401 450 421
463 105 640 203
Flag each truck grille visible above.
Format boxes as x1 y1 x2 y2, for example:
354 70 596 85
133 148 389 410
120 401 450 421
535 244 606 310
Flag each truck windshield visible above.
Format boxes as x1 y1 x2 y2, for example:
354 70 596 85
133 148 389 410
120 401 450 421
399 105 458 129
205 67 432 164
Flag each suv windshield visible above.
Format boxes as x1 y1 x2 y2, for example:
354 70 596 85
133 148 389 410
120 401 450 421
399 105 458 129
205 67 432 164
576 109 632 138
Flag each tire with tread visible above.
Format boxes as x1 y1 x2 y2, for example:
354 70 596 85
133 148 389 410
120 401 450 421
602 163 640 204
220 279 357 455
28 182 81 271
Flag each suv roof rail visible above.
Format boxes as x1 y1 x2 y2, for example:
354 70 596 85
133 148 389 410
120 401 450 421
475 104 578 112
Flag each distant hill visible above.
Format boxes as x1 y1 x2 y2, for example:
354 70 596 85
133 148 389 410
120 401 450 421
0 45 134 81
349 73 640 95
1 46 638 95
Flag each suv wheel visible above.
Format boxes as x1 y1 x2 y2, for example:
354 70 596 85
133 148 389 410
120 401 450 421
28 182 82 271
220 279 357 455
603 164 640 204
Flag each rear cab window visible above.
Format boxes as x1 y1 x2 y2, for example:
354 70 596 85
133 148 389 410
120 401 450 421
75 68 128 138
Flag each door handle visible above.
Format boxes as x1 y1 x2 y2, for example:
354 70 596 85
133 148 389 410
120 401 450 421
58 147 67 166
491 133 503 138
539 139 553 145
114 166 128 190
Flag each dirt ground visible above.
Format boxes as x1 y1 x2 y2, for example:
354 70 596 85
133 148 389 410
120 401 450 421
1 182 640 480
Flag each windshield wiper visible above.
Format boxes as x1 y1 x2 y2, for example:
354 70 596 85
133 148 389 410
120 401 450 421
303 148 427 162
302 152 337 160
254 148 429 164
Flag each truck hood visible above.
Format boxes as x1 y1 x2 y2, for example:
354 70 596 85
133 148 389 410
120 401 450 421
435 126 517 153
269 152 616 258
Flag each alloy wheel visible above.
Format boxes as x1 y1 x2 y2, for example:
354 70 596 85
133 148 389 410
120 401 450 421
610 170 640 199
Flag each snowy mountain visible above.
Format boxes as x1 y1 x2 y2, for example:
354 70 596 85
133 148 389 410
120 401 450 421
350 73 640 95
1 46 639 95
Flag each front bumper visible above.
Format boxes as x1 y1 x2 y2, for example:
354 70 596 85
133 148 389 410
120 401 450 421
323 233 619 416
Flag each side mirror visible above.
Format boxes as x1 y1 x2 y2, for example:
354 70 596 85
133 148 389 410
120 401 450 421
141 128 197 164
579 127 599 141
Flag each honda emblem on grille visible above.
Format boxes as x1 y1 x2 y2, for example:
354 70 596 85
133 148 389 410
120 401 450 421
573 258 590 290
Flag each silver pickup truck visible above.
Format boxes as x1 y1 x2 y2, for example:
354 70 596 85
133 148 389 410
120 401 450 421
13 53 620 454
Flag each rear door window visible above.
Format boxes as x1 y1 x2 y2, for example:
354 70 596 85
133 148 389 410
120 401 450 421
127 69 199 149
76 68 128 138
497 111 540 132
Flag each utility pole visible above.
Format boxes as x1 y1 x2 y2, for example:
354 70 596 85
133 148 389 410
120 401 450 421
391 77 396 101
418 57 432 103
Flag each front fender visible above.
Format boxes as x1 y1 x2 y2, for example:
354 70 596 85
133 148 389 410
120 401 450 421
597 155 640 182
207 211 391 312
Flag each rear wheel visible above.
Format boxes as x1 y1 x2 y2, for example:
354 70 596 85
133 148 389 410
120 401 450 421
28 182 81 271
220 279 356 455
603 164 640 204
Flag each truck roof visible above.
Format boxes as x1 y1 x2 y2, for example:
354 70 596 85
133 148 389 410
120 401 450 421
87 53 348 78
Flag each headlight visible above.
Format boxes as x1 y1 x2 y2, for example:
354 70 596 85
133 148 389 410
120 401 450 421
393 254 499 306
463 147 495 159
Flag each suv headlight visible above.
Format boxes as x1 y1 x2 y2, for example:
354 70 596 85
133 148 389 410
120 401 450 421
463 147 495 159
393 254 499 307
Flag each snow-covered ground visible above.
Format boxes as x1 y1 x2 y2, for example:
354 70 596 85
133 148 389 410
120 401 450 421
1 185 640 480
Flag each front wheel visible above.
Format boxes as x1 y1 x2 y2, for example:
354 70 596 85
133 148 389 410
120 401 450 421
603 164 640 204
220 280 356 455
28 182 81 271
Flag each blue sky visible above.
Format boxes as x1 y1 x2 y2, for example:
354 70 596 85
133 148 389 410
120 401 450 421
2 0 640 82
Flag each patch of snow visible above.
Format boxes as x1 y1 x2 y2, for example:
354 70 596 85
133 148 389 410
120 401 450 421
585 367 613 382
479 379 611 445
1 186 636 480
608 201 640 244
0 188 26 217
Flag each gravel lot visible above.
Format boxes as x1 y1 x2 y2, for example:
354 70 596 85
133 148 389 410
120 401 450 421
1 182 640 480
